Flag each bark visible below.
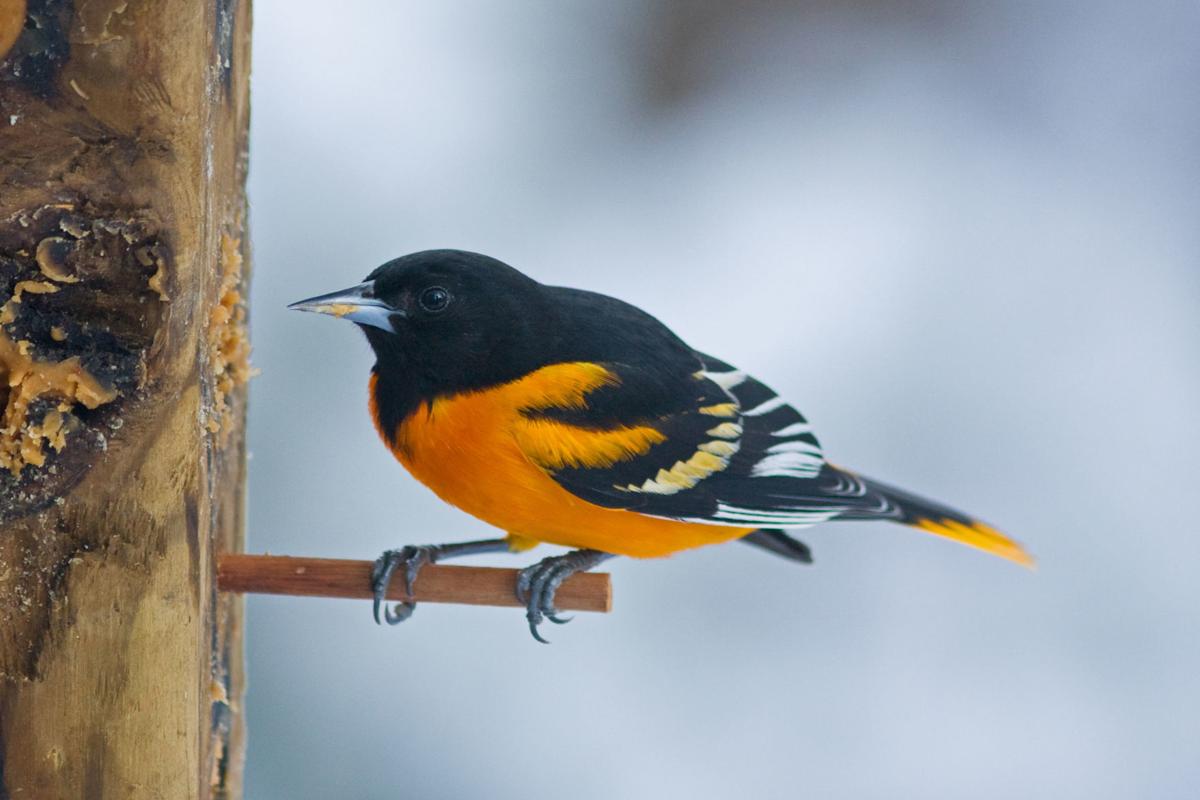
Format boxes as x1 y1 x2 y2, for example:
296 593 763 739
0 1 251 797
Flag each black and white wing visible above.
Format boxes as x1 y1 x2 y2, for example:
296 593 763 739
528 353 896 529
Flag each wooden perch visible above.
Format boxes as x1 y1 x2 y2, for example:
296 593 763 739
218 554 612 613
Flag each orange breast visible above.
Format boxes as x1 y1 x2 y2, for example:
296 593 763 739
370 365 753 558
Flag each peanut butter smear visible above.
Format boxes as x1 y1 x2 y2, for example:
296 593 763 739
0 324 117 473
206 233 254 436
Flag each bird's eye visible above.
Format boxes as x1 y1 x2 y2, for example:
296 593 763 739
418 286 450 313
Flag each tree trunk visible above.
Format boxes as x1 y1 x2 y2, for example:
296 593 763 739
0 1 251 797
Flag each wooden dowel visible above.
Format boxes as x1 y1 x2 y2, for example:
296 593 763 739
217 554 612 613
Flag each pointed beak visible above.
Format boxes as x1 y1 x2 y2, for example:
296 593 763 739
288 281 402 332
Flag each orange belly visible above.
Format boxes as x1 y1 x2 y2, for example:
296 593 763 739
372 371 753 558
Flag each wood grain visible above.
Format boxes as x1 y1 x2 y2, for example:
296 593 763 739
218 554 613 613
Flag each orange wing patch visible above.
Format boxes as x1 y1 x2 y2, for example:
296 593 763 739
505 361 665 469
514 417 665 470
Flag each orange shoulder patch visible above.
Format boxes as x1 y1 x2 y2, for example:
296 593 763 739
505 362 665 470
502 361 619 412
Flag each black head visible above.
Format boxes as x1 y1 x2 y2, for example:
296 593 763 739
291 249 697 431
365 249 554 387
290 249 556 408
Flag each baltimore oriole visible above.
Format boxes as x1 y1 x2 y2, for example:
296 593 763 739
291 249 1031 641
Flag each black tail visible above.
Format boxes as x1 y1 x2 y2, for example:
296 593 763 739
847 472 1033 566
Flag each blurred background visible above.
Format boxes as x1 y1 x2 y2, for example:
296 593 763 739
244 2 1199 798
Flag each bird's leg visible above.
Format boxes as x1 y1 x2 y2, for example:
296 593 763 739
371 538 512 625
740 529 813 563
515 549 614 643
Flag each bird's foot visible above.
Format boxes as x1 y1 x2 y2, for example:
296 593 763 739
371 545 441 625
515 549 612 643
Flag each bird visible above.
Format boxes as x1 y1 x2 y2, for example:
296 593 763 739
290 249 1031 642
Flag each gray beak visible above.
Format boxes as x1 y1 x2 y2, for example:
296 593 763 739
288 280 401 332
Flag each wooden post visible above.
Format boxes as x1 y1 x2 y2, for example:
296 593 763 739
0 1 251 798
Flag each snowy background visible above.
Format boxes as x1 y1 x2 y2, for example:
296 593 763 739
244 2 1199 798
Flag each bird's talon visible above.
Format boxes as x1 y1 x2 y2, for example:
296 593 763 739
371 545 441 627
402 544 439 597
514 573 533 604
384 601 415 625
527 614 550 644
516 549 611 642
371 549 405 625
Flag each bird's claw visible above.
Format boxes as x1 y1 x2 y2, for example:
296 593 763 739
383 601 416 625
371 545 440 625
515 549 610 643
